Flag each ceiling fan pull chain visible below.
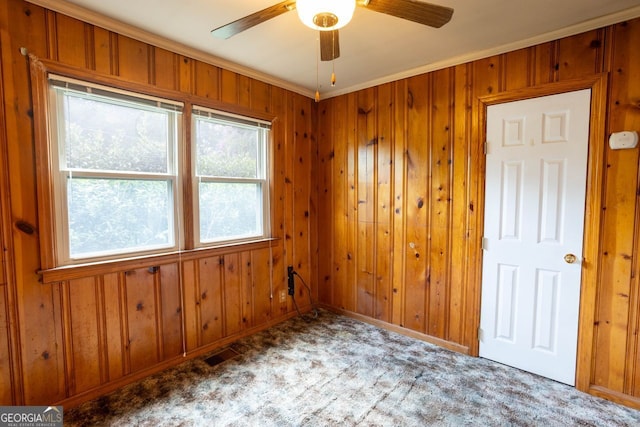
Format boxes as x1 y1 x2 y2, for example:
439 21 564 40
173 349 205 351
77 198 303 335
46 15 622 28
315 33 321 102
331 30 336 87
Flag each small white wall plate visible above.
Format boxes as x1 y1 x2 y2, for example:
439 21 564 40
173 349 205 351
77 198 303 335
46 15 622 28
609 131 638 150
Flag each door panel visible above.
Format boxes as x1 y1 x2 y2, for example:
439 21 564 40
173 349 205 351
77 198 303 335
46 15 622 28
480 89 591 386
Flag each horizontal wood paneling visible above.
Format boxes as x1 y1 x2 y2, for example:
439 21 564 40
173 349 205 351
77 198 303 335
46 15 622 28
316 17 640 409
0 0 314 407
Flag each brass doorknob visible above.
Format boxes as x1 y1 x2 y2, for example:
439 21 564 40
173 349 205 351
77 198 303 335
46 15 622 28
564 253 577 264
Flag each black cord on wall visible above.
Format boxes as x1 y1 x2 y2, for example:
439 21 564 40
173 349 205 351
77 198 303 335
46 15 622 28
289 269 318 320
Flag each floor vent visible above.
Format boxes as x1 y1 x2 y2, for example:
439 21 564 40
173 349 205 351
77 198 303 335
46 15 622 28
204 348 240 367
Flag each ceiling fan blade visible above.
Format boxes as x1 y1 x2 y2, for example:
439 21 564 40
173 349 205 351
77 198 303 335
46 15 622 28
361 0 453 28
320 30 340 61
211 1 297 39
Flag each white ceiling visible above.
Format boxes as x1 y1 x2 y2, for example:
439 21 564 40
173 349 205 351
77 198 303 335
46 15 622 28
29 0 640 99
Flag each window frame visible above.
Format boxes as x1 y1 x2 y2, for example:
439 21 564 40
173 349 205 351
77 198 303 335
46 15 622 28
47 75 183 265
29 60 276 271
191 105 271 248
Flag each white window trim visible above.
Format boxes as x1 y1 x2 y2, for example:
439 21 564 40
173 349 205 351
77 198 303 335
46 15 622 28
192 106 271 248
48 76 184 265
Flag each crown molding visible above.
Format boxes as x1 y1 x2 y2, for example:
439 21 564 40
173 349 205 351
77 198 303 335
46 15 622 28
24 0 316 99
24 1 640 101
322 4 640 99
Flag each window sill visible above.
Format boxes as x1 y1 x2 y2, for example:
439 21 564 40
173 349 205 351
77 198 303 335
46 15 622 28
39 238 280 284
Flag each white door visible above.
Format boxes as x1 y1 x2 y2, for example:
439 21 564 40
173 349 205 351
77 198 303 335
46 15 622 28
479 89 591 386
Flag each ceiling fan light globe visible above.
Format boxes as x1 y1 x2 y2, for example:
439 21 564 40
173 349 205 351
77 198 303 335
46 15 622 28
296 0 356 31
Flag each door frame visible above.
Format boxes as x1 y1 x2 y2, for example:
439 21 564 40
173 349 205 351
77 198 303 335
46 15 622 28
472 74 609 392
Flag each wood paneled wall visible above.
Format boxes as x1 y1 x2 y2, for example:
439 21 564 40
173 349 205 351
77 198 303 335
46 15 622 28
0 0 315 406
317 21 640 407
2 0 640 412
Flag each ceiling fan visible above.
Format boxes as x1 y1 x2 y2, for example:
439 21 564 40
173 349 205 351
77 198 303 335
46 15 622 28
211 0 454 62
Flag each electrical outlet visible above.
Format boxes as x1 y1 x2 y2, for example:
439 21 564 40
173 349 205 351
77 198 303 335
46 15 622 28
287 266 295 296
279 289 287 303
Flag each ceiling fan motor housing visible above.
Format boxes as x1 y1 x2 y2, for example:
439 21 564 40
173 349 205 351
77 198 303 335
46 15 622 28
313 13 339 29
297 0 356 31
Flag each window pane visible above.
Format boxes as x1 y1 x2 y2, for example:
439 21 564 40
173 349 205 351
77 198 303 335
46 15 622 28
199 182 262 241
67 178 173 258
61 91 170 173
195 119 259 178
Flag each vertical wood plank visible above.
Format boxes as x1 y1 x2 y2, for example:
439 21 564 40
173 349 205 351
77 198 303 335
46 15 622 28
333 95 349 311
116 35 150 84
356 88 376 317
53 14 88 68
375 83 393 322
253 248 273 325
270 86 287 242
473 56 502 97
316 99 333 305
557 29 604 80
532 42 557 85
427 68 452 339
282 90 296 313
391 81 408 326
448 63 472 344
504 48 532 90
159 264 183 359
220 69 238 104
92 27 112 75
241 251 254 328
198 256 224 345
309 100 319 305
632 207 640 396
67 277 102 394
102 272 124 382
178 56 192 94
223 253 242 336
270 245 286 318
238 75 251 108
181 260 198 352
403 74 429 333
345 93 358 313
194 61 220 100
292 94 312 307
124 268 160 373
0 285 13 404
251 79 271 113
154 48 179 91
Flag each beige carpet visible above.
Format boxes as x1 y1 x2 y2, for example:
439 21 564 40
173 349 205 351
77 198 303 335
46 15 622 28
64 309 640 426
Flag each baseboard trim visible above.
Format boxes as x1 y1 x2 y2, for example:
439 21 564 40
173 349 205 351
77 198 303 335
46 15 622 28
320 304 470 356
588 385 640 410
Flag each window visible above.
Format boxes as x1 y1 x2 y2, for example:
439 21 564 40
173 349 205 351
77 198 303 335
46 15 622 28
44 75 272 266
192 107 270 246
48 76 182 264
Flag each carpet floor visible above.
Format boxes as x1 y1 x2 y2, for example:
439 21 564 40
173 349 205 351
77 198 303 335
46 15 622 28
64 309 640 426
